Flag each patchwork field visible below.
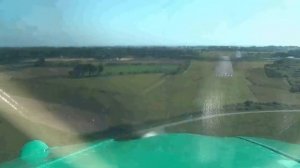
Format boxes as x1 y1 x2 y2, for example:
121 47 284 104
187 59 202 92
1 61 204 126
1 53 300 162
240 62 300 105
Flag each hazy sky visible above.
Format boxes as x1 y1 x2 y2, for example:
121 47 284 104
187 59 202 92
0 0 299 46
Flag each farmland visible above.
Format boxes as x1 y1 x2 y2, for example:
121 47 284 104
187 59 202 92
1 47 300 162
103 64 180 75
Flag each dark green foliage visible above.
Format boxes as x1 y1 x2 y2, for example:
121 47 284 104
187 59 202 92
264 59 300 92
288 49 300 57
69 64 103 78
97 64 104 74
290 86 300 93
1 46 299 64
271 52 290 58
264 64 285 77
204 46 298 52
224 101 297 111
0 47 200 64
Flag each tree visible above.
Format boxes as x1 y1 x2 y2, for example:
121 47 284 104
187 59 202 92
69 63 102 78
244 101 253 107
86 64 97 76
97 64 104 75
71 64 84 78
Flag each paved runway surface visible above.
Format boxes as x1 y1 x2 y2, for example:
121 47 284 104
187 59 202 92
215 56 234 77
236 51 242 58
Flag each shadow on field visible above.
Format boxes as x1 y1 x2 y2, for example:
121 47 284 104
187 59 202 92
0 115 30 163
84 110 203 141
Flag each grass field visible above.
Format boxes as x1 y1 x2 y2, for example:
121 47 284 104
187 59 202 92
2 56 300 162
2 61 203 125
164 60 300 144
0 59 202 161
103 64 180 75
166 112 300 144
0 111 82 162
238 62 300 105
2 59 299 130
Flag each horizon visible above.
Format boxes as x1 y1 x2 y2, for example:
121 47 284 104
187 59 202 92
0 45 299 48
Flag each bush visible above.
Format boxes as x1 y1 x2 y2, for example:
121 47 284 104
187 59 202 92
69 63 104 78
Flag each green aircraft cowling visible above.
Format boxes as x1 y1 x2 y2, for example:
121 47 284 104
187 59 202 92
20 140 49 163
1 134 300 168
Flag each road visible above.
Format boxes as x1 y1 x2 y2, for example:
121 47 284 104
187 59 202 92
215 56 234 77
139 109 300 136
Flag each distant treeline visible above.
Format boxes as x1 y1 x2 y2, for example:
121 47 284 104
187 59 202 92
224 101 299 112
2 46 300 64
270 49 300 58
288 49 300 57
204 46 299 52
265 59 300 78
0 47 200 64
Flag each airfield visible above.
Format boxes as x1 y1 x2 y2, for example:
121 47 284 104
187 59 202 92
1 49 300 162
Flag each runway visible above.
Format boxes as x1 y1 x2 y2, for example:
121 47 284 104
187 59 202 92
215 56 234 77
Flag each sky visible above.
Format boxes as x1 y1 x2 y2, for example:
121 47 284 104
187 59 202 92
0 0 300 46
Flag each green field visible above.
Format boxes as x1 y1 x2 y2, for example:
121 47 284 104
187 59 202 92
2 61 202 125
166 112 300 144
103 64 180 75
2 55 300 162
2 59 300 130
240 62 300 105
0 60 201 161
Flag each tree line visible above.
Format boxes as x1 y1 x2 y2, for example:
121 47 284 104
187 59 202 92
0 47 201 64
69 64 104 78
